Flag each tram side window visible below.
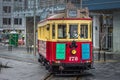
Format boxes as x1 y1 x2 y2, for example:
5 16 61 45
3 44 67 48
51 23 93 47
58 24 67 39
69 24 78 39
80 24 88 39
52 24 55 39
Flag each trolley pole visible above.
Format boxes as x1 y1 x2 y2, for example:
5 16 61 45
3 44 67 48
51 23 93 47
80 0 82 9
33 0 36 55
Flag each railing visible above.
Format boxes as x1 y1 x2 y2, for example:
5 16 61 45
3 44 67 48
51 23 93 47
99 32 113 51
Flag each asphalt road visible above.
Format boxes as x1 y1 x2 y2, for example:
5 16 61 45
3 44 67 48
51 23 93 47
0 45 120 80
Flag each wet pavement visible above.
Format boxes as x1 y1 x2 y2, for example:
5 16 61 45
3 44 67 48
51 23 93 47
0 45 48 80
0 45 39 63
0 58 48 80
0 44 120 80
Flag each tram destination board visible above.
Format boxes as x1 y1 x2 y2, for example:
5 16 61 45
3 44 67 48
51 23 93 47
68 10 77 17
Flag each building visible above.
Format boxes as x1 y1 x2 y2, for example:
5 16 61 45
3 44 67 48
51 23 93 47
13 0 67 46
83 0 120 52
0 0 25 34
12 0 120 52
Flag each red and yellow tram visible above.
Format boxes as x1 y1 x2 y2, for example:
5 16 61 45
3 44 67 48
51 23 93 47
37 7 93 74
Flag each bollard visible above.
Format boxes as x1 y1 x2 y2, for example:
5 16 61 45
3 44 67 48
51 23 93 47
104 52 106 62
8 45 12 51
27 46 29 53
29 46 32 53
98 49 101 61
26 46 33 53
30 46 33 53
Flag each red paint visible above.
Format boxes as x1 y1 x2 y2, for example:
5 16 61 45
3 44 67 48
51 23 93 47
38 40 93 65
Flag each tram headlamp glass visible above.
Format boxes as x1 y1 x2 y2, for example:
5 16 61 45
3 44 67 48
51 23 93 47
71 49 76 55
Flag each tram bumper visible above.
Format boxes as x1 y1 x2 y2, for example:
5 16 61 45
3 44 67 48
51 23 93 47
52 62 92 72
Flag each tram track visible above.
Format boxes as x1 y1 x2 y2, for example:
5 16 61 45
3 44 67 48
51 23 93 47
42 73 53 80
73 76 79 80
42 73 85 80
42 75 80 80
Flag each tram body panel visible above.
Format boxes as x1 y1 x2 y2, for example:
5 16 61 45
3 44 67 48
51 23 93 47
38 40 92 64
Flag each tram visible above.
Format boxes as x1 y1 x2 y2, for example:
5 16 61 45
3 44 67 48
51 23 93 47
37 3 93 74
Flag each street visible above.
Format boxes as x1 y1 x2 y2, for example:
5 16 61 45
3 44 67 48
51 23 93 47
0 45 120 80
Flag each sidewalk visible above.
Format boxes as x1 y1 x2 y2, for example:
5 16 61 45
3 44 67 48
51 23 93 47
93 50 120 62
0 45 39 64
0 45 49 80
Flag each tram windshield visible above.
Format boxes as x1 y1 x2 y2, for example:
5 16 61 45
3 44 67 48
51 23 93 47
69 24 78 39
53 23 90 40
58 24 67 39
80 24 88 39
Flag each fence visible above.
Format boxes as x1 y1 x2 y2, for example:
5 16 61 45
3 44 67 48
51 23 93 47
0 33 9 45
99 33 113 51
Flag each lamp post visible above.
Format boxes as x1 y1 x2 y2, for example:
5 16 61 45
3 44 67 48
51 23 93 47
80 0 82 9
33 0 36 55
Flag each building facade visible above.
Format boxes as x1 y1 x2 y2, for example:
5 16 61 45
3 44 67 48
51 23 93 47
0 0 25 34
11 0 120 52
83 0 120 52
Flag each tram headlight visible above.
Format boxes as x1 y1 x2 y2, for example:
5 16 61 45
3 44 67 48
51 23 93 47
71 49 77 55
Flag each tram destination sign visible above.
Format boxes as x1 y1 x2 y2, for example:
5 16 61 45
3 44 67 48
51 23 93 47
68 10 77 17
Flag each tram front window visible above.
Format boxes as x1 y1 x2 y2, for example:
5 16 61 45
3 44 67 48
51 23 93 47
69 25 78 39
58 24 67 39
80 25 88 39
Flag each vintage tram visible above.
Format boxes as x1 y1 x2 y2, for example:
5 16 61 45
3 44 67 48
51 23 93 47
37 3 93 74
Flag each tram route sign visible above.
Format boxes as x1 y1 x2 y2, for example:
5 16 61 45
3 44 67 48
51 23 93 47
68 10 77 17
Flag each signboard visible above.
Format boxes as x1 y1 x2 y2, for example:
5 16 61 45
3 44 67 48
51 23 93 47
82 44 90 60
56 43 66 60
68 10 77 17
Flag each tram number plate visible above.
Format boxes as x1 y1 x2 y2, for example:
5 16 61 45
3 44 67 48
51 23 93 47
69 57 78 61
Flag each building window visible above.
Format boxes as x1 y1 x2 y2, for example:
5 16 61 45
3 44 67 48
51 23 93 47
14 0 22 2
67 0 81 8
14 18 22 25
28 0 34 9
3 0 11 1
3 6 11 13
3 18 11 25
14 6 22 11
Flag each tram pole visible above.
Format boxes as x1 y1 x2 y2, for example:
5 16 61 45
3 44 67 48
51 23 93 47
80 0 82 9
33 0 36 55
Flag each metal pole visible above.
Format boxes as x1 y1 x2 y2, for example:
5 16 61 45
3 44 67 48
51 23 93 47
81 0 82 9
52 0 54 14
33 0 36 55
104 52 106 62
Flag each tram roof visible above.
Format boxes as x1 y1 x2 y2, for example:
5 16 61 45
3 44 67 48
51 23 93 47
38 13 92 24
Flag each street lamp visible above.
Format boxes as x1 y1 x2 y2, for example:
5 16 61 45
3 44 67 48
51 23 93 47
80 0 82 9
33 0 36 55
